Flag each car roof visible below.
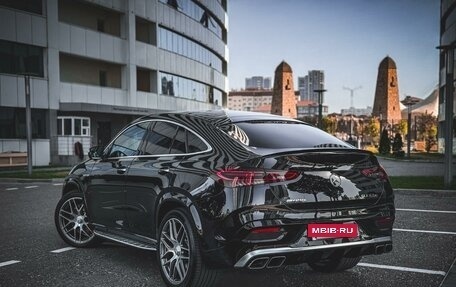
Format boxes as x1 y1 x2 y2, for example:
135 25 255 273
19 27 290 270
134 110 303 127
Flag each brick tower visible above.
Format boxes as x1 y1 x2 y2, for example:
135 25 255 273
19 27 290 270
271 61 297 118
372 56 402 124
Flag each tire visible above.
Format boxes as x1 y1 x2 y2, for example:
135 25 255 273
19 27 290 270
157 208 219 287
54 191 100 247
308 255 362 273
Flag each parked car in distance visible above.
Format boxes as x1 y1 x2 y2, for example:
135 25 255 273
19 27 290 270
55 110 395 287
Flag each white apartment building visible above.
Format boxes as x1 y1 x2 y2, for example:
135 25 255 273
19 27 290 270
0 0 228 165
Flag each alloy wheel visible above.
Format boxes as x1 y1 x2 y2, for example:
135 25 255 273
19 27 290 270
57 196 94 244
159 217 191 285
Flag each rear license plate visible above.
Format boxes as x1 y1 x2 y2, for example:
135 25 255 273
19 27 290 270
307 223 359 239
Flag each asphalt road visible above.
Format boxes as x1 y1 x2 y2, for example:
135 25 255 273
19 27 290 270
0 182 455 287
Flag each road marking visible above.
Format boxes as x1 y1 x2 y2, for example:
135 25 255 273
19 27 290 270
5 187 18 191
0 260 21 267
50 247 76 253
394 228 456 235
53 183 64 186
396 208 456 214
358 262 446 276
25 185 38 189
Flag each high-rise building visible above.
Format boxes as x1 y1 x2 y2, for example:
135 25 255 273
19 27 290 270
0 0 228 166
438 0 456 156
299 70 324 102
245 76 271 90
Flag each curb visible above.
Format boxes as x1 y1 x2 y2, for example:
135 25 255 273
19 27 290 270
377 156 446 164
440 257 456 287
394 188 456 195
0 178 64 183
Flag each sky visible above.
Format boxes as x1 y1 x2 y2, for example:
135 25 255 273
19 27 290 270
228 0 440 113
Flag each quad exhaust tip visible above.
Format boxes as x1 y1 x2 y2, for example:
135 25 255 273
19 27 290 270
375 243 392 255
248 256 286 270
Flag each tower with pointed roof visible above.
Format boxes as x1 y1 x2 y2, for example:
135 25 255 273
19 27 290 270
372 56 402 124
271 61 297 118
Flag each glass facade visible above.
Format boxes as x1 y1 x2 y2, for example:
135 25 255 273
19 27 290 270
159 26 223 73
0 107 47 139
160 72 222 106
159 0 223 39
0 40 44 77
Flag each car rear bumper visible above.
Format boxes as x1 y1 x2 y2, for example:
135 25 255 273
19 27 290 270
234 236 392 269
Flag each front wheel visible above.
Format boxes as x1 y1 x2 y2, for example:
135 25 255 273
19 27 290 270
308 255 362 273
157 208 219 287
54 191 100 247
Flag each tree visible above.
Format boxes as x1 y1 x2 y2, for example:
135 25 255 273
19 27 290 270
392 133 404 157
393 120 407 137
364 117 380 144
416 112 438 153
322 116 337 134
378 128 391 155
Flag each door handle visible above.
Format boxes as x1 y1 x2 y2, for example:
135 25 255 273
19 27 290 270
158 168 170 175
117 168 127 174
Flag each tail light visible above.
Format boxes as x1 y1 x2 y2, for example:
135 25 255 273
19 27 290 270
216 169 300 187
361 166 388 181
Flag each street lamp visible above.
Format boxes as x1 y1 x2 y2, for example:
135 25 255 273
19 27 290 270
314 89 326 129
436 44 455 188
401 95 420 158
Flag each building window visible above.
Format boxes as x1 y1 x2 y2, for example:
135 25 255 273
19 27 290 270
0 107 47 139
99 71 107 87
57 117 91 136
0 40 44 77
160 72 222 106
158 27 223 73
0 0 43 15
97 19 105 33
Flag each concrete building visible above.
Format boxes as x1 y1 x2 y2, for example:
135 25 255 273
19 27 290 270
245 76 271 90
297 100 328 118
341 106 373 116
0 0 228 166
227 90 273 111
438 0 456 154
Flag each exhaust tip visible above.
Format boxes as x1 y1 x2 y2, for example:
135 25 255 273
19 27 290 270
248 257 269 270
385 244 393 252
267 256 286 268
375 245 385 255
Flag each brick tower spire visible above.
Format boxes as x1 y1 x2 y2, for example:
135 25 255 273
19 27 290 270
271 61 297 119
372 56 402 124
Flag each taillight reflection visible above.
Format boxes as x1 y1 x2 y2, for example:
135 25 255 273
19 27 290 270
361 166 388 181
216 169 300 187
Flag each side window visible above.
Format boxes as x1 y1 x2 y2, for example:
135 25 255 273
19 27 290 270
170 127 187 154
109 123 148 157
187 130 207 153
142 121 178 155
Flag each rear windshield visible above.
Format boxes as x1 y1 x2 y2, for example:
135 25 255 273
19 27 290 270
229 121 351 149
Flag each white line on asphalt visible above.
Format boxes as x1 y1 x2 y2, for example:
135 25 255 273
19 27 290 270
0 260 21 268
5 187 18 191
24 185 38 189
393 228 456 235
396 208 456 214
50 247 76 253
358 262 446 276
53 183 64 186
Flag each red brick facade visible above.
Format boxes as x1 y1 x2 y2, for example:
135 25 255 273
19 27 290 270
271 61 297 119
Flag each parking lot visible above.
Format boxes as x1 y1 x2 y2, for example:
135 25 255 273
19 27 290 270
0 182 455 287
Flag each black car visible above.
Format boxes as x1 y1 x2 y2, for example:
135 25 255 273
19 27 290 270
55 110 395 287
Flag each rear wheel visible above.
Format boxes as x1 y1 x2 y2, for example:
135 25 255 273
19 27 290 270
54 191 99 247
157 208 219 287
308 255 362 272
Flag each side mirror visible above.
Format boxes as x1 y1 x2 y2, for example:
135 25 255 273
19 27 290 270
88 146 105 159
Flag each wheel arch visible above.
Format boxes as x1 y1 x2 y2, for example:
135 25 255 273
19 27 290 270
62 178 81 196
156 190 203 237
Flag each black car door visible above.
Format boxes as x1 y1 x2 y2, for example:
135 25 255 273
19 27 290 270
124 121 187 237
85 122 149 230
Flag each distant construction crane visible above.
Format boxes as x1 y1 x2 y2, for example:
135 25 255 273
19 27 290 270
343 86 362 109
